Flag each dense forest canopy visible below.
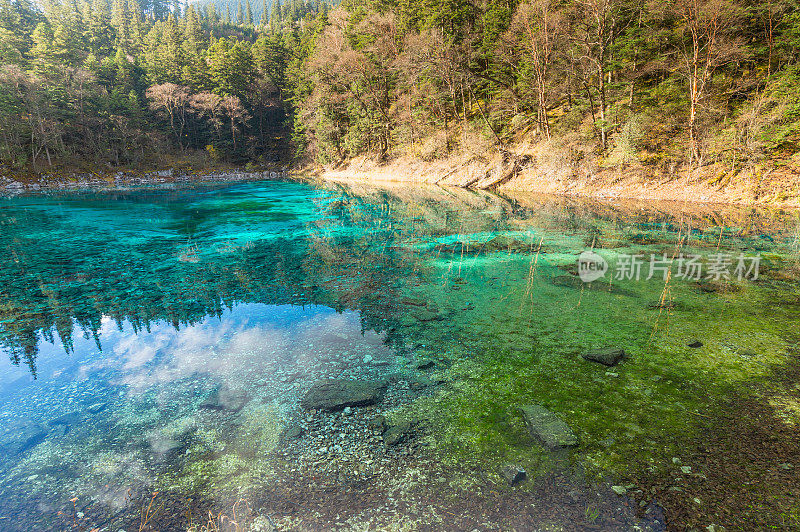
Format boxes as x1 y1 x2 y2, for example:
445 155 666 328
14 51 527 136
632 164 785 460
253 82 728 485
0 0 798 173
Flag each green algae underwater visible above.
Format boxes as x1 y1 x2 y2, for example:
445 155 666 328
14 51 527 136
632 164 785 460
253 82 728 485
0 179 799 531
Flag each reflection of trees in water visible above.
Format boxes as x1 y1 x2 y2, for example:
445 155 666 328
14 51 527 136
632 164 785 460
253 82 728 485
0 190 424 377
2 182 794 376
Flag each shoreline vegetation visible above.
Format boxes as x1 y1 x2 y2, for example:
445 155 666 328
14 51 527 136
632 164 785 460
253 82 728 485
1 0 799 206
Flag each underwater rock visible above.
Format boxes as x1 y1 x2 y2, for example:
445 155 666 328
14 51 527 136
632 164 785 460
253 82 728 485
368 415 387 434
280 424 304 441
408 374 444 390
519 404 579 450
301 379 384 411
50 424 68 438
0 421 48 455
688 340 704 348
87 402 108 414
416 360 436 370
199 388 250 412
49 411 82 430
383 420 413 446
582 348 626 366
500 464 527 486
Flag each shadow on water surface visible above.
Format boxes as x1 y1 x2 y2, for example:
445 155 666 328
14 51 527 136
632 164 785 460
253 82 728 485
0 180 798 530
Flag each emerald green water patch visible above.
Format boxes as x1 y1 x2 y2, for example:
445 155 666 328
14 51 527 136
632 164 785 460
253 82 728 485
390 219 799 489
0 180 798 530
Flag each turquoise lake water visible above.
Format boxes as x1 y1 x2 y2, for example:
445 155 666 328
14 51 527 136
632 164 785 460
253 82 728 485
1 180 799 530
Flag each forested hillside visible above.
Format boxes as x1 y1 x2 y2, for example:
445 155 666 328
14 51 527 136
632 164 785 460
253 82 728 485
0 0 327 169
0 0 799 178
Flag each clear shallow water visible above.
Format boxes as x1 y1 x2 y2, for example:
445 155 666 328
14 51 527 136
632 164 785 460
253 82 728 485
1 180 799 530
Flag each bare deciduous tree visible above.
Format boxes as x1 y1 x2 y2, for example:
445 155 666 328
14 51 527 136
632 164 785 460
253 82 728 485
146 83 191 149
507 0 564 139
571 0 622 150
190 92 225 141
221 95 249 151
672 0 743 164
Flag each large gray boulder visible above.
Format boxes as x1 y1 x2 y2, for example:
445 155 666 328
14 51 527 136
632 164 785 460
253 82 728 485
519 404 578 449
301 379 384 411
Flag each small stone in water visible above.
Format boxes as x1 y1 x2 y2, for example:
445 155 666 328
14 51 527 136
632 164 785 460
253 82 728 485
362 355 373 363
611 485 627 495
518 404 578 449
582 347 625 366
416 360 435 370
681 466 692 474
76 512 84 518
343 407 352 415
281 425 304 441
500 464 527 486
688 340 703 348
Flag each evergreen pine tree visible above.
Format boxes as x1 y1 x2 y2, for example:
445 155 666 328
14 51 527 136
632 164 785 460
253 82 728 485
127 0 143 53
31 22 58 76
160 12 183 81
183 4 201 53
269 0 279 32
111 0 129 51
86 0 113 57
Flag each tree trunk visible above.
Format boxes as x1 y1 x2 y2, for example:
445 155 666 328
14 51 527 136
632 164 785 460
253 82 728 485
597 61 607 150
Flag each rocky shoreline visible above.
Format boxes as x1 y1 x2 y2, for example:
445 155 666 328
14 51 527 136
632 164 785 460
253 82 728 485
0 167 292 195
